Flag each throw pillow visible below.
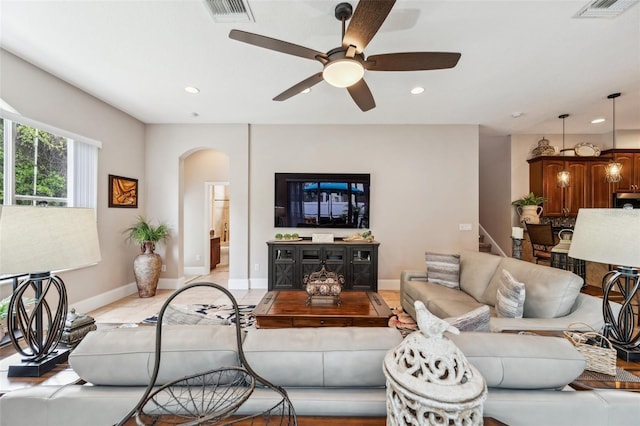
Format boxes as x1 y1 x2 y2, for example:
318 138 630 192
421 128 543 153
495 269 526 318
425 252 460 289
445 305 490 332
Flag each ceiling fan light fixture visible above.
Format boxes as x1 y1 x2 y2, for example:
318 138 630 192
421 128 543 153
322 59 364 88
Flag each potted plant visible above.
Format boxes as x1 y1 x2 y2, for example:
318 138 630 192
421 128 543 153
124 216 171 298
512 192 546 224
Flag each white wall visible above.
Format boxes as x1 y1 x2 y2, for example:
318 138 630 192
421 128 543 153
248 124 480 289
0 49 145 307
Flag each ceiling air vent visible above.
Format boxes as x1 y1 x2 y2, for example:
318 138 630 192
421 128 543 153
574 0 639 18
204 0 254 23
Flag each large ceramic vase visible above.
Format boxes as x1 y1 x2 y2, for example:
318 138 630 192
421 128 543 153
516 205 543 224
133 241 162 298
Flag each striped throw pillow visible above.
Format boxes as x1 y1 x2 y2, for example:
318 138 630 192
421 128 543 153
496 269 526 318
425 252 460 289
445 305 491 332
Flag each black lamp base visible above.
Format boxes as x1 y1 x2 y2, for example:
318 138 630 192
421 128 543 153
615 346 640 363
7 348 70 377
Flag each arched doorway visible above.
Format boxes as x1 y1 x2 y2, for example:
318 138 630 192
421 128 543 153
182 149 230 281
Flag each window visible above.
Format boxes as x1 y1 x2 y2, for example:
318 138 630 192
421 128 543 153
1 111 100 208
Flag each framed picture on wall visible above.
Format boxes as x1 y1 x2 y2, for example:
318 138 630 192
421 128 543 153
108 174 138 208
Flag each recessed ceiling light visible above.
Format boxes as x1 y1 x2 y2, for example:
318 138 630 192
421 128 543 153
301 88 311 94
410 87 424 95
191 112 199 117
591 117 606 124
184 86 200 94
511 112 524 118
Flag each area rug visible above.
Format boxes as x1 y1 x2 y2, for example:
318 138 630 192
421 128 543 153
576 367 640 383
142 304 256 329
388 306 418 337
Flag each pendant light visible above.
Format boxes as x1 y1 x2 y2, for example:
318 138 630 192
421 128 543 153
557 114 571 188
605 92 623 183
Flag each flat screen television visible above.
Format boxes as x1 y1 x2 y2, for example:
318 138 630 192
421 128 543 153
274 173 370 229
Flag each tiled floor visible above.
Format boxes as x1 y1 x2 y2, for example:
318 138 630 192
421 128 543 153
87 265 401 324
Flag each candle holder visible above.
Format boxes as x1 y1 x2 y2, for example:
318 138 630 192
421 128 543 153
511 237 523 260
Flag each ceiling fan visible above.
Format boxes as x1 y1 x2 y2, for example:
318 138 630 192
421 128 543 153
229 0 461 112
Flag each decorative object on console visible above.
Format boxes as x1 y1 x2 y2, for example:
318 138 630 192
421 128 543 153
342 230 374 242
512 192 546 224
557 114 571 188
60 308 97 348
384 301 487 426
569 208 640 361
604 93 623 183
312 233 334 243
304 266 345 305
124 216 171 298
0 206 101 377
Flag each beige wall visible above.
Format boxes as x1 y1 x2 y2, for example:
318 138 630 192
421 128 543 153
248 124 480 289
0 49 145 307
479 135 511 255
144 124 249 288
145 124 479 290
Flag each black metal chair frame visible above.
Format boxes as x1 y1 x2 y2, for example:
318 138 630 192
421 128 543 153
117 282 297 425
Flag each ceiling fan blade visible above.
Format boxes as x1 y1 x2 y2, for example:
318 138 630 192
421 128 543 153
347 79 376 112
229 29 327 62
365 52 461 71
342 0 396 54
273 73 324 102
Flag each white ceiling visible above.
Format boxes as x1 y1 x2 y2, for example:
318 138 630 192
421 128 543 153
1 0 638 136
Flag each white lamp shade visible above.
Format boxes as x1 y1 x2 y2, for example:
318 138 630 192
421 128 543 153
0 206 101 274
568 208 640 267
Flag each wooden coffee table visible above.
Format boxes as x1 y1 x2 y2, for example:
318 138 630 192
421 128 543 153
253 291 393 328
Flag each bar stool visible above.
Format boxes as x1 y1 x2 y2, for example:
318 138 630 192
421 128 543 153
551 229 586 286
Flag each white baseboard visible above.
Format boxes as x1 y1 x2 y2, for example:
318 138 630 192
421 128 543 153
71 282 137 314
184 266 207 276
378 279 400 291
73 277 185 314
250 278 268 289
228 278 250 290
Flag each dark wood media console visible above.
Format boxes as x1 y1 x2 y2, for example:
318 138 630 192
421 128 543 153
266 240 379 291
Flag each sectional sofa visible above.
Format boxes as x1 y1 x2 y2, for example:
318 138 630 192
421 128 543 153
1 324 640 425
401 250 610 332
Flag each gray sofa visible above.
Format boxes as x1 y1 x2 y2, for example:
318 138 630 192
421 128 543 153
401 250 611 332
2 324 640 426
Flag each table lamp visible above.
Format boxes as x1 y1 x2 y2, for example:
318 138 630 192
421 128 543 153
0 206 101 376
568 208 640 361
